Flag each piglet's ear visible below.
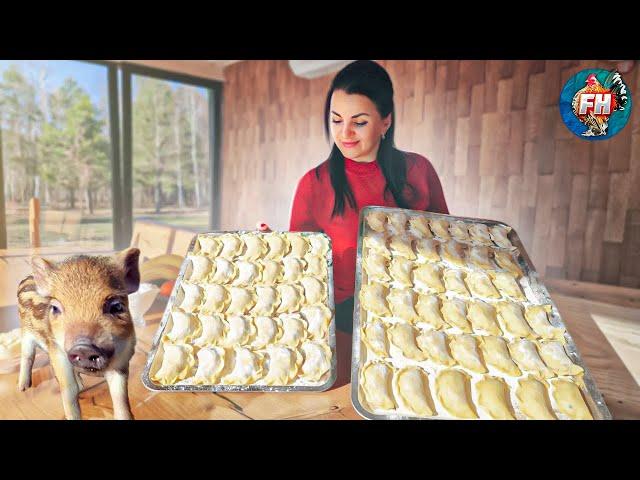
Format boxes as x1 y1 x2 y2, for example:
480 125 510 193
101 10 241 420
31 256 55 297
115 248 141 294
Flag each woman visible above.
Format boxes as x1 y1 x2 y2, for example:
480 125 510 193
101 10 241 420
261 60 449 334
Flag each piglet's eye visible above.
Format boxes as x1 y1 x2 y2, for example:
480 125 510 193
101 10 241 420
50 304 61 315
108 301 125 315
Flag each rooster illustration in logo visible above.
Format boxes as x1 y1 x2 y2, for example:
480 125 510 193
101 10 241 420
571 70 629 136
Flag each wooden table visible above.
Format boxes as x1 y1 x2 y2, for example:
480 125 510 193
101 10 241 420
1 293 639 420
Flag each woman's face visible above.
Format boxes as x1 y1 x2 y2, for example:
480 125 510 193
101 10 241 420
329 89 391 163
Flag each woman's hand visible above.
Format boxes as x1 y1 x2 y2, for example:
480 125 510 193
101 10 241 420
256 221 272 232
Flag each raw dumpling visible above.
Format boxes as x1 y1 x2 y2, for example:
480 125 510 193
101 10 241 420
393 367 435 416
467 300 502 336
362 319 389 357
449 221 470 242
188 255 213 282
429 218 450 240
278 313 308 348
443 269 470 297
232 260 261 286
263 345 303 385
211 257 237 284
363 252 391 283
364 232 390 258
388 323 427 361
414 238 440 263
468 246 494 270
286 234 309 258
489 225 514 249
282 256 306 282
416 329 456 366
300 341 332 382
152 343 195 385
193 313 226 347
435 369 478 419
226 287 256 315
508 339 555 378
441 240 466 268
264 233 290 260
465 271 501 299
413 263 445 293
408 216 433 239
468 223 493 246
480 335 521 377
300 304 332 340
218 233 244 259
387 212 408 236
360 282 390 317
495 302 537 339
537 341 584 376
389 256 414 287
416 294 447 329
197 235 222 256
387 288 419 323
361 361 396 410
252 286 280 316
239 234 267 261
300 276 326 304
493 250 524 277
551 378 593 420
475 376 515 420
308 234 330 256
304 254 328 278
251 316 282 349
524 305 565 341
276 284 303 313
222 315 255 347
165 310 200 343
259 259 283 284
389 234 416 260
192 346 226 384
448 334 487 373
201 284 229 313
515 376 556 420
440 296 472 332
179 282 202 312
489 271 526 301
366 211 387 232
222 346 264 385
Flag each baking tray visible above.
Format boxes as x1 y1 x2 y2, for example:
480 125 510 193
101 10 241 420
142 230 337 393
350 206 612 420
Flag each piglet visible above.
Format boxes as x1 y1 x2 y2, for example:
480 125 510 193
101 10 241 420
16 248 140 420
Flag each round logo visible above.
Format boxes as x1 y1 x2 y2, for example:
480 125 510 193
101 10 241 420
559 68 632 140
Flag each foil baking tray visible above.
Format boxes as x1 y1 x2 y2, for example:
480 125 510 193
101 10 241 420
350 206 612 420
142 230 337 393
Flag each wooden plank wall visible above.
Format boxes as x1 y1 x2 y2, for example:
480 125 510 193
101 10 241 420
221 60 640 288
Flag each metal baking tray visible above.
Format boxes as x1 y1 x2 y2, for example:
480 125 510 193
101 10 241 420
350 206 612 420
142 230 337 393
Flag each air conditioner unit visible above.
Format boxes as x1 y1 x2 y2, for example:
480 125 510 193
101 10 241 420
288 60 353 79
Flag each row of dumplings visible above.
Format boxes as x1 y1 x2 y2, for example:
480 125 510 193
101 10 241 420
365 210 514 249
365 233 523 276
164 307 332 348
186 254 328 285
363 257 526 300
195 232 330 261
152 341 332 387
360 283 563 339
361 363 592 419
362 320 580 378
179 279 328 316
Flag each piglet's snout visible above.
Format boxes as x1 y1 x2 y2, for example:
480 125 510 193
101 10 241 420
67 337 113 371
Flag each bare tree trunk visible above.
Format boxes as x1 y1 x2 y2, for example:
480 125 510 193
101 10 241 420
86 187 94 215
68 188 75 209
174 100 184 209
190 91 200 208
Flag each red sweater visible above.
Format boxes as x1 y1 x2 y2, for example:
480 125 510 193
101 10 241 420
289 152 449 305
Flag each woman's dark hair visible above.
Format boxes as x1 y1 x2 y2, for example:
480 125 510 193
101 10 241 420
320 60 415 217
